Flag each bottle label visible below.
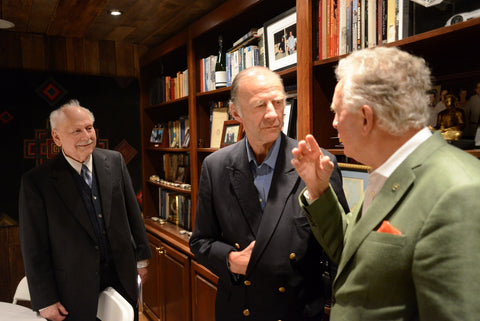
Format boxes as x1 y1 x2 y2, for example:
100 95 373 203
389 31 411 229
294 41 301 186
215 71 227 88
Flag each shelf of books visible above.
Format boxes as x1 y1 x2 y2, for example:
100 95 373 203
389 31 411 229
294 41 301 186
306 0 480 157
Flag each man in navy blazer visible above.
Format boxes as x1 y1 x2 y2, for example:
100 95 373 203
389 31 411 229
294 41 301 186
190 67 348 320
19 100 151 321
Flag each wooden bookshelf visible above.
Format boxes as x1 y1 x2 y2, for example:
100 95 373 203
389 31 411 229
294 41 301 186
139 1 480 319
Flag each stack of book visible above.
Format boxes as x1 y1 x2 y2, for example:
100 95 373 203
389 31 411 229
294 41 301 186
149 69 189 104
158 189 191 230
316 0 411 59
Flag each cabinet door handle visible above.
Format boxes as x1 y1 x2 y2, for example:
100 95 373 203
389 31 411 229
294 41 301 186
155 246 165 255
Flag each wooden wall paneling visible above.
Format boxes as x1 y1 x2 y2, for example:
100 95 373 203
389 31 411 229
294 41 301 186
115 42 135 77
20 33 46 71
47 36 67 73
99 40 117 76
84 39 101 75
0 32 22 69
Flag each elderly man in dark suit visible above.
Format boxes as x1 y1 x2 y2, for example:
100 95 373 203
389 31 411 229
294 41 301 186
19 100 151 321
190 66 349 321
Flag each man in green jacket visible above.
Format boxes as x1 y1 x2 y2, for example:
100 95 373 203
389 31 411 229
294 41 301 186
292 46 480 320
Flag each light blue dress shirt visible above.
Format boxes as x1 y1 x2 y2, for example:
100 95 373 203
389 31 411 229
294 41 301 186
246 135 281 211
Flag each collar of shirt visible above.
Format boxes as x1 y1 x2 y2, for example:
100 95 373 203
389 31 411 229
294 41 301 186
245 135 281 171
62 150 93 175
373 127 432 178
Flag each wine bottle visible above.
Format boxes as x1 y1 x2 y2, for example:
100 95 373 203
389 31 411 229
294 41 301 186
215 35 227 88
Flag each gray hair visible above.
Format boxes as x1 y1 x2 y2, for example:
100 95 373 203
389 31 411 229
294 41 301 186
335 46 432 136
49 99 95 129
229 66 284 116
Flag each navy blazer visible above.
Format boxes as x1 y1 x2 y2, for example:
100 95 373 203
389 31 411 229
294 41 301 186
19 148 151 321
190 134 348 321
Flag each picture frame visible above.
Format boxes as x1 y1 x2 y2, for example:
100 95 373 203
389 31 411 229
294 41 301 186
150 124 168 147
150 125 163 143
220 120 244 148
339 163 370 214
174 165 189 183
264 7 297 71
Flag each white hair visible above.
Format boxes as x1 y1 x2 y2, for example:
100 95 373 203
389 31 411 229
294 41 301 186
335 46 432 136
49 99 95 129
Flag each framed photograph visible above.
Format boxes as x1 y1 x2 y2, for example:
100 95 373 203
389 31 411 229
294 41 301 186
175 166 189 183
220 120 244 148
264 7 297 71
339 163 370 214
150 125 163 143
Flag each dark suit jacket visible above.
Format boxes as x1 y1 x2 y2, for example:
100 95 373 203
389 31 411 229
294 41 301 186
19 148 151 321
190 134 348 321
302 132 480 320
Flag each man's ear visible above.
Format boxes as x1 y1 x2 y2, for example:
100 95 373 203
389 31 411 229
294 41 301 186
230 104 243 123
360 104 374 135
51 129 62 147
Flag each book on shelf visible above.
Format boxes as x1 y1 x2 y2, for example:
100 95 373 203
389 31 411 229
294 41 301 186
162 153 190 183
232 28 258 48
339 0 347 55
149 70 188 104
346 0 353 53
367 0 377 48
257 27 266 67
387 0 396 42
158 189 191 230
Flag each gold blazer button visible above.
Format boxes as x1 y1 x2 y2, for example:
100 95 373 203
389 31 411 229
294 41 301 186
289 253 296 260
243 309 250 316
234 243 240 249
278 286 286 293
244 280 251 286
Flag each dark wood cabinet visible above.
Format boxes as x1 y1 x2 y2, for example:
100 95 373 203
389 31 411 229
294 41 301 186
143 227 191 321
190 261 218 321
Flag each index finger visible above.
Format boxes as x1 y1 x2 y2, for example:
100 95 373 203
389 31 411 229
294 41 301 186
304 134 323 156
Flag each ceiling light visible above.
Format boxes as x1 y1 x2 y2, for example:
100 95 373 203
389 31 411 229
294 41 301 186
0 19 14 29
109 9 123 16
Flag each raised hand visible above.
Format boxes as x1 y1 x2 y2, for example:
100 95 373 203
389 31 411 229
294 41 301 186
291 134 334 199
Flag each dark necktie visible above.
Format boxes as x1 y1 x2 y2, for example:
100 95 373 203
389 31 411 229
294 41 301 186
81 164 92 188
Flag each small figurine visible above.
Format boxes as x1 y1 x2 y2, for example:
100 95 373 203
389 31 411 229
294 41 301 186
435 94 465 140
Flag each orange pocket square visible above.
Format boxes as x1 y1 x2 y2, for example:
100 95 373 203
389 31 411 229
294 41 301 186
377 220 402 235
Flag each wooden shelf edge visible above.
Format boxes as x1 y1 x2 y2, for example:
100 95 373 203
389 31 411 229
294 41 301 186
144 219 193 256
146 180 192 194
145 96 189 109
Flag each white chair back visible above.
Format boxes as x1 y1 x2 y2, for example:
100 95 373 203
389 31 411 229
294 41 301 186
96 287 134 321
12 276 30 304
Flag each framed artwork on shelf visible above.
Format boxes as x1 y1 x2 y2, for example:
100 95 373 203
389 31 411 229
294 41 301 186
220 120 244 148
150 124 168 147
338 163 370 214
264 7 297 71
175 166 189 183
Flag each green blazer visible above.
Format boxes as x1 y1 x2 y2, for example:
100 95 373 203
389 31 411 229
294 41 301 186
301 132 480 320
